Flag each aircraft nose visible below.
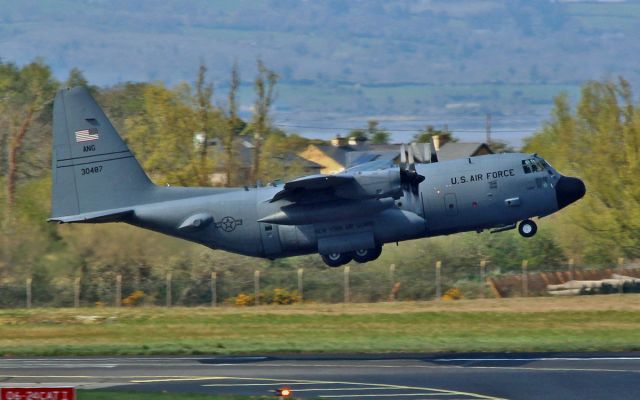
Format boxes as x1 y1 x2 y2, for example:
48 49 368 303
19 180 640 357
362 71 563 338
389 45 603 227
555 176 586 209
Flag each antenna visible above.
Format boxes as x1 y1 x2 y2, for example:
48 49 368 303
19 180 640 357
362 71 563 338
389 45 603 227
485 113 492 144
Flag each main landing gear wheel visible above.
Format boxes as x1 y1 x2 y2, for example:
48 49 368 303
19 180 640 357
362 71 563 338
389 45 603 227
321 252 353 267
518 219 537 238
352 246 383 263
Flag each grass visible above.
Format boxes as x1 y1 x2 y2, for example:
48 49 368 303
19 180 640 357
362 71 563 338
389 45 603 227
2 296 640 356
78 391 281 400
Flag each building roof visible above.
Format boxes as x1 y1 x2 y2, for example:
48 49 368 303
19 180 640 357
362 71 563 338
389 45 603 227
312 144 359 167
280 153 323 170
437 142 492 161
299 138 494 172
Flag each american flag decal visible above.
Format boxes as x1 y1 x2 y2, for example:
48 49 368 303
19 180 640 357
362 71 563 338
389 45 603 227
75 128 100 142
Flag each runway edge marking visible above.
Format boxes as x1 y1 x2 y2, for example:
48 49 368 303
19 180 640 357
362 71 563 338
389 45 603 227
131 375 505 400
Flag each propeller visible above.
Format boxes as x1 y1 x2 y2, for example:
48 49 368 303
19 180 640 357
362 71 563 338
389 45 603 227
400 143 425 194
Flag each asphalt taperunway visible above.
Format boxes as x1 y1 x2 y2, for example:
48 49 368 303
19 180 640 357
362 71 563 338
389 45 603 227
2 353 640 399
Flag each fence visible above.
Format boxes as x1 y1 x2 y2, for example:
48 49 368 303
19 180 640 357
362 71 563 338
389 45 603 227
0 258 636 308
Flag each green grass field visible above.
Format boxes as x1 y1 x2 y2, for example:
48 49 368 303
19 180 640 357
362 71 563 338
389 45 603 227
2 296 640 356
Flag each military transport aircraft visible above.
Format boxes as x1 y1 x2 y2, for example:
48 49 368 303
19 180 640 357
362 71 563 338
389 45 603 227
49 87 585 267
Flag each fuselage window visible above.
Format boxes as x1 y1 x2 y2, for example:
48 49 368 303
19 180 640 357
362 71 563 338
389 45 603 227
535 177 543 188
523 158 547 174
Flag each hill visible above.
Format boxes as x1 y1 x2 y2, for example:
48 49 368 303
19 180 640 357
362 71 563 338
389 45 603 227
1 0 638 143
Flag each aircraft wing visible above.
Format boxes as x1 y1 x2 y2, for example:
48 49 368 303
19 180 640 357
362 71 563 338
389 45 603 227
269 174 354 203
343 158 396 173
269 163 401 203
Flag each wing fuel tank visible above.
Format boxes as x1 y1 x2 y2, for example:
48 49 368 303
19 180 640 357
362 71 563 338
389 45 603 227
259 198 395 225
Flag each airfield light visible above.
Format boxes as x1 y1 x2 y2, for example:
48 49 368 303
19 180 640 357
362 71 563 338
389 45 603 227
275 387 292 397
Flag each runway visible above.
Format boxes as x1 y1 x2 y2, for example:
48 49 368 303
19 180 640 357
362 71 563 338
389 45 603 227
2 353 640 399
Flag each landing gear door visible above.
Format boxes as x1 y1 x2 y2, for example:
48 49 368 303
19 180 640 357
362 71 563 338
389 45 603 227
317 231 375 255
444 193 458 216
260 222 282 257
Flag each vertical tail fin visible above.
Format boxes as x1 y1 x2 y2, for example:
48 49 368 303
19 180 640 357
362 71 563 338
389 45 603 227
50 86 153 220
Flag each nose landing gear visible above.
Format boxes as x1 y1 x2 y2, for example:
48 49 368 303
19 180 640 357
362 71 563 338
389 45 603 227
518 219 537 238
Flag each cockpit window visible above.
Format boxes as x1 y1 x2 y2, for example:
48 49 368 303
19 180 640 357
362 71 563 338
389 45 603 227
522 158 546 174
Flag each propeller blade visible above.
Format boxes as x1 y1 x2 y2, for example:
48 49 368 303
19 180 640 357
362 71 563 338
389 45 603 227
429 137 439 163
407 143 415 170
400 143 407 166
399 142 425 199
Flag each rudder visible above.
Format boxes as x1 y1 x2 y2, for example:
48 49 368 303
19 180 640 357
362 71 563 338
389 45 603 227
51 86 153 220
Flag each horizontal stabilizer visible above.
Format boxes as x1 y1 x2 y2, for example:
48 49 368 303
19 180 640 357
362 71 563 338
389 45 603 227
48 208 134 224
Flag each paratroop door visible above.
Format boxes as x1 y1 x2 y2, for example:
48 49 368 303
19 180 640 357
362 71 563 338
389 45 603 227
444 193 458 216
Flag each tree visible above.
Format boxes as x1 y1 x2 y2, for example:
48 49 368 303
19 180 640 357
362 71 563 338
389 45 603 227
251 59 279 183
524 78 640 262
347 128 367 140
258 128 310 183
124 83 201 186
1 60 58 210
0 61 57 280
414 126 456 144
194 62 215 186
94 82 148 133
367 120 390 144
65 68 89 89
223 61 242 187
347 120 390 144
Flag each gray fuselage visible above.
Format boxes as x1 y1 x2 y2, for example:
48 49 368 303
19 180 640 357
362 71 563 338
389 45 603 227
128 152 563 260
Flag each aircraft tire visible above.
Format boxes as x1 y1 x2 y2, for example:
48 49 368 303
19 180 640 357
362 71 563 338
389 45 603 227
353 246 383 263
322 252 353 267
518 219 537 238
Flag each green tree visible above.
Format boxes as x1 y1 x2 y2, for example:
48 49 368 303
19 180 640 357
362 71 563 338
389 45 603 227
124 83 202 186
65 68 87 87
368 120 390 144
413 125 456 145
0 60 58 281
525 78 640 262
222 61 243 187
194 62 216 186
348 120 390 144
251 59 279 184
258 129 309 183
0 60 58 210
95 82 149 133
